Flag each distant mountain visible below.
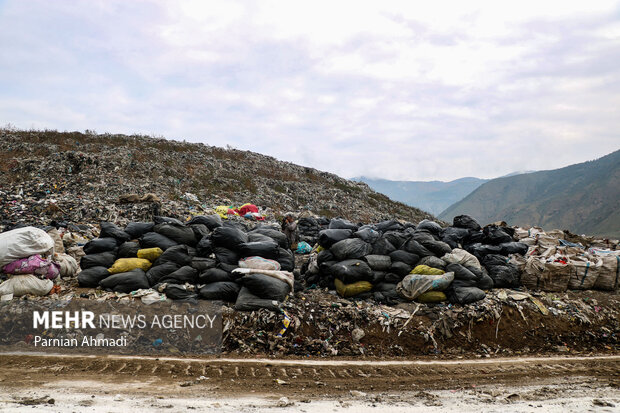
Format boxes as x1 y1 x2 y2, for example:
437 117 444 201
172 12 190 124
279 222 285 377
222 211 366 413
353 176 489 216
438 149 620 238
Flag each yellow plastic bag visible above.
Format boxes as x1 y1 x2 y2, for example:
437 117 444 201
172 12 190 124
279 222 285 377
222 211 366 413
108 258 152 274
215 205 230 219
415 291 447 303
410 265 445 275
334 278 373 298
137 247 163 262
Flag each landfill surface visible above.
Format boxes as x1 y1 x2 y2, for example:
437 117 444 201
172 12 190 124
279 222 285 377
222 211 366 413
0 129 432 225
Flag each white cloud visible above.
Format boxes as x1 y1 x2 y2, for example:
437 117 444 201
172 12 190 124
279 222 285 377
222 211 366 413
0 0 619 181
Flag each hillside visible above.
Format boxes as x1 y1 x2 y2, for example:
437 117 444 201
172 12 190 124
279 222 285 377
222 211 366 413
438 149 620 238
354 176 488 215
0 129 433 226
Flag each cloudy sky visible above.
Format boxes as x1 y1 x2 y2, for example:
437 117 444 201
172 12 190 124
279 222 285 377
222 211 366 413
1 1 619 181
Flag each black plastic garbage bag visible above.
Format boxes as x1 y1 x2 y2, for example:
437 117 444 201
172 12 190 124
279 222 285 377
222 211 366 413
247 232 274 243
410 229 436 243
467 243 502 259
199 281 240 301
499 242 529 255
483 225 514 245
481 254 509 267
99 222 131 243
371 237 396 255
330 259 373 284
191 257 217 272
384 273 404 284
83 237 118 255
241 273 290 301
146 262 180 286
451 278 478 288
446 263 479 281
211 226 248 250
196 237 213 257
80 251 116 270
420 239 452 256
363 255 391 271
155 245 192 266
117 241 140 258
478 273 494 289
158 266 198 285
383 231 408 249
390 261 413 277
418 256 447 270
99 268 149 293
373 282 399 295
375 219 403 232
354 228 381 244
164 284 198 302
77 266 110 287
317 249 335 264
373 282 401 303
319 260 338 275
234 286 280 311
389 250 420 266
371 271 386 284
222 220 248 232
198 267 232 284
124 222 154 239
463 232 486 246
250 227 288 249
190 224 210 240
239 240 279 259
487 264 520 288
140 232 178 250
329 218 358 230
330 238 372 260
214 247 240 265
187 214 222 230
403 239 434 257
318 229 353 249
440 227 470 248
447 287 486 304
154 223 197 246
416 219 443 235
276 248 295 272
453 215 481 231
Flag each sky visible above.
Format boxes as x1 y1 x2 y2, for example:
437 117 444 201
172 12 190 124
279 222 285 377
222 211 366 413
1 1 619 181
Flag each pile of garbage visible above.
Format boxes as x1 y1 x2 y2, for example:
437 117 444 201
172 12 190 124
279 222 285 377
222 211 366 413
75 214 297 311
511 227 619 292
302 215 619 306
1 211 618 314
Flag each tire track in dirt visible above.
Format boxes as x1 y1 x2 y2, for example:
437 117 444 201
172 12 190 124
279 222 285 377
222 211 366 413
0 353 618 396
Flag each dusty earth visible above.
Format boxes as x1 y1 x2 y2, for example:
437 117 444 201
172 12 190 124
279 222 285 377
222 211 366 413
0 353 618 412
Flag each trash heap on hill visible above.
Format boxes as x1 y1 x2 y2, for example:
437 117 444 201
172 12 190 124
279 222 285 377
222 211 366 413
302 215 619 306
75 214 297 310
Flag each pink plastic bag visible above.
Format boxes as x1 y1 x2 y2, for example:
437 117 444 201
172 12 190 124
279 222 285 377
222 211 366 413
2 254 60 280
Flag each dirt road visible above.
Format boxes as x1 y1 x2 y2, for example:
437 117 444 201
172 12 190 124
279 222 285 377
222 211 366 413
0 353 618 412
